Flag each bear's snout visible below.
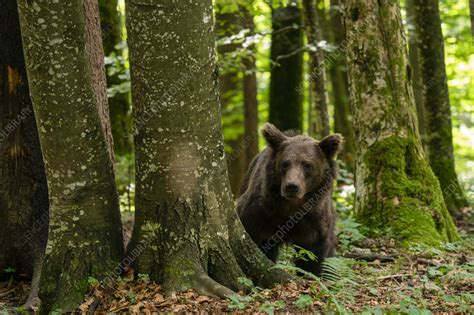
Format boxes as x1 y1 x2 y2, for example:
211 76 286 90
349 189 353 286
285 183 299 195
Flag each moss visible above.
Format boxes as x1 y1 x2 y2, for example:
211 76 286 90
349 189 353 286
356 134 459 246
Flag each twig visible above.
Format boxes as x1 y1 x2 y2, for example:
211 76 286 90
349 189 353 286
344 252 395 262
0 287 15 298
88 298 101 315
377 274 411 281
416 258 440 266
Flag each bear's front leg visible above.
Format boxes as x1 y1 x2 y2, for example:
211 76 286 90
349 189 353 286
294 236 335 276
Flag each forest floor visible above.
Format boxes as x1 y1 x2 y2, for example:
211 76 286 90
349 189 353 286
1 211 473 314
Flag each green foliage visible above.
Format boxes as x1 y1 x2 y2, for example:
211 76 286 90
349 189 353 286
87 276 99 287
259 300 285 315
294 294 313 309
2 267 15 274
439 0 474 204
227 295 252 310
114 153 135 212
337 217 365 253
237 277 254 288
105 41 131 98
137 273 150 283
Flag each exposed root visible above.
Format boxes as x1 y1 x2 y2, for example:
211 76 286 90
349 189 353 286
228 212 297 287
161 259 236 299
208 237 247 292
22 252 44 313
194 272 237 299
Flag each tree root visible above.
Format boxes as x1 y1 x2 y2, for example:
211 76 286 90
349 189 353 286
228 213 298 287
161 257 237 299
208 237 247 292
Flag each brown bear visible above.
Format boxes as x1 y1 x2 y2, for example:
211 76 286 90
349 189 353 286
237 123 342 276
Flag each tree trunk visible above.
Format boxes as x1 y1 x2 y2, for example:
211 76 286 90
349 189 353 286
98 0 132 156
405 0 426 147
470 0 474 41
0 0 48 307
216 9 247 196
269 1 304 132
303 0 330 138
343 0 458 244
126 0 292 297
328 0 355 169
242 11 260 174
17 0 124 312
412 0 470 216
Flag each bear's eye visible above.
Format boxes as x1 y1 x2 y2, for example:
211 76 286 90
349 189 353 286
281 160 291 169
302 162 313 172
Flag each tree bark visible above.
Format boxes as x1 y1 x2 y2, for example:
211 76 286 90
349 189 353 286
303 0 330 138
0 0 48 308
126 0 292 297
17 0 124 312
98 0 132 156
412 0 470 216
269 1 304 132
343 0 458 244
405 0 426 147
328 0 355 169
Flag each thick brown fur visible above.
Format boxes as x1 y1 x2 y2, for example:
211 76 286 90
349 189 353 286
237 123 343 275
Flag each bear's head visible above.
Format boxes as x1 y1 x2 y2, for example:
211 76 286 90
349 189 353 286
262 123 343 200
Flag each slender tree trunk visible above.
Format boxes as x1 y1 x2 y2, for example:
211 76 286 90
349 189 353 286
242 11 259 172
0 0 48 308
216 9 247 196
328 0 355 169
303 0 330 138
343 0 458 244
470 0 474 41
405 0 426 147
98 0 132 155
412 0 469 216
17 0 124 312
126 0 292 297
269 1 304 132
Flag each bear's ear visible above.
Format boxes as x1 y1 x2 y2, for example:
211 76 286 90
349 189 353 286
319 134 343 159
262 123 286 150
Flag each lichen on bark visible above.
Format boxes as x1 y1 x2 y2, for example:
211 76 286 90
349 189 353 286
125 0 293 298
17 0 124 312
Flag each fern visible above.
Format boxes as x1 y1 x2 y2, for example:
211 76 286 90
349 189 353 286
321 257 358 286
321 257 359 305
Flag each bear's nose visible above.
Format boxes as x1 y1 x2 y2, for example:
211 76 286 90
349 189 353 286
285 183 299 194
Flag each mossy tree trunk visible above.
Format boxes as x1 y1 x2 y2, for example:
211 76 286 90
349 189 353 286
98 0 132 155
269 1 304 132
343 0 458 245
303 0 330 138
17 0 124 312
0 0 48 308
412 0 470 216
328 0 355 169
126 0 292 297
405 0 426 147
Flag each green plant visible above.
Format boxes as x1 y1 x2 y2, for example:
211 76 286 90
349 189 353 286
87 276 99 287
294 294 313 309
337 217 365 252
137 273 150 283
259 300 285 315
227 295 252 310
